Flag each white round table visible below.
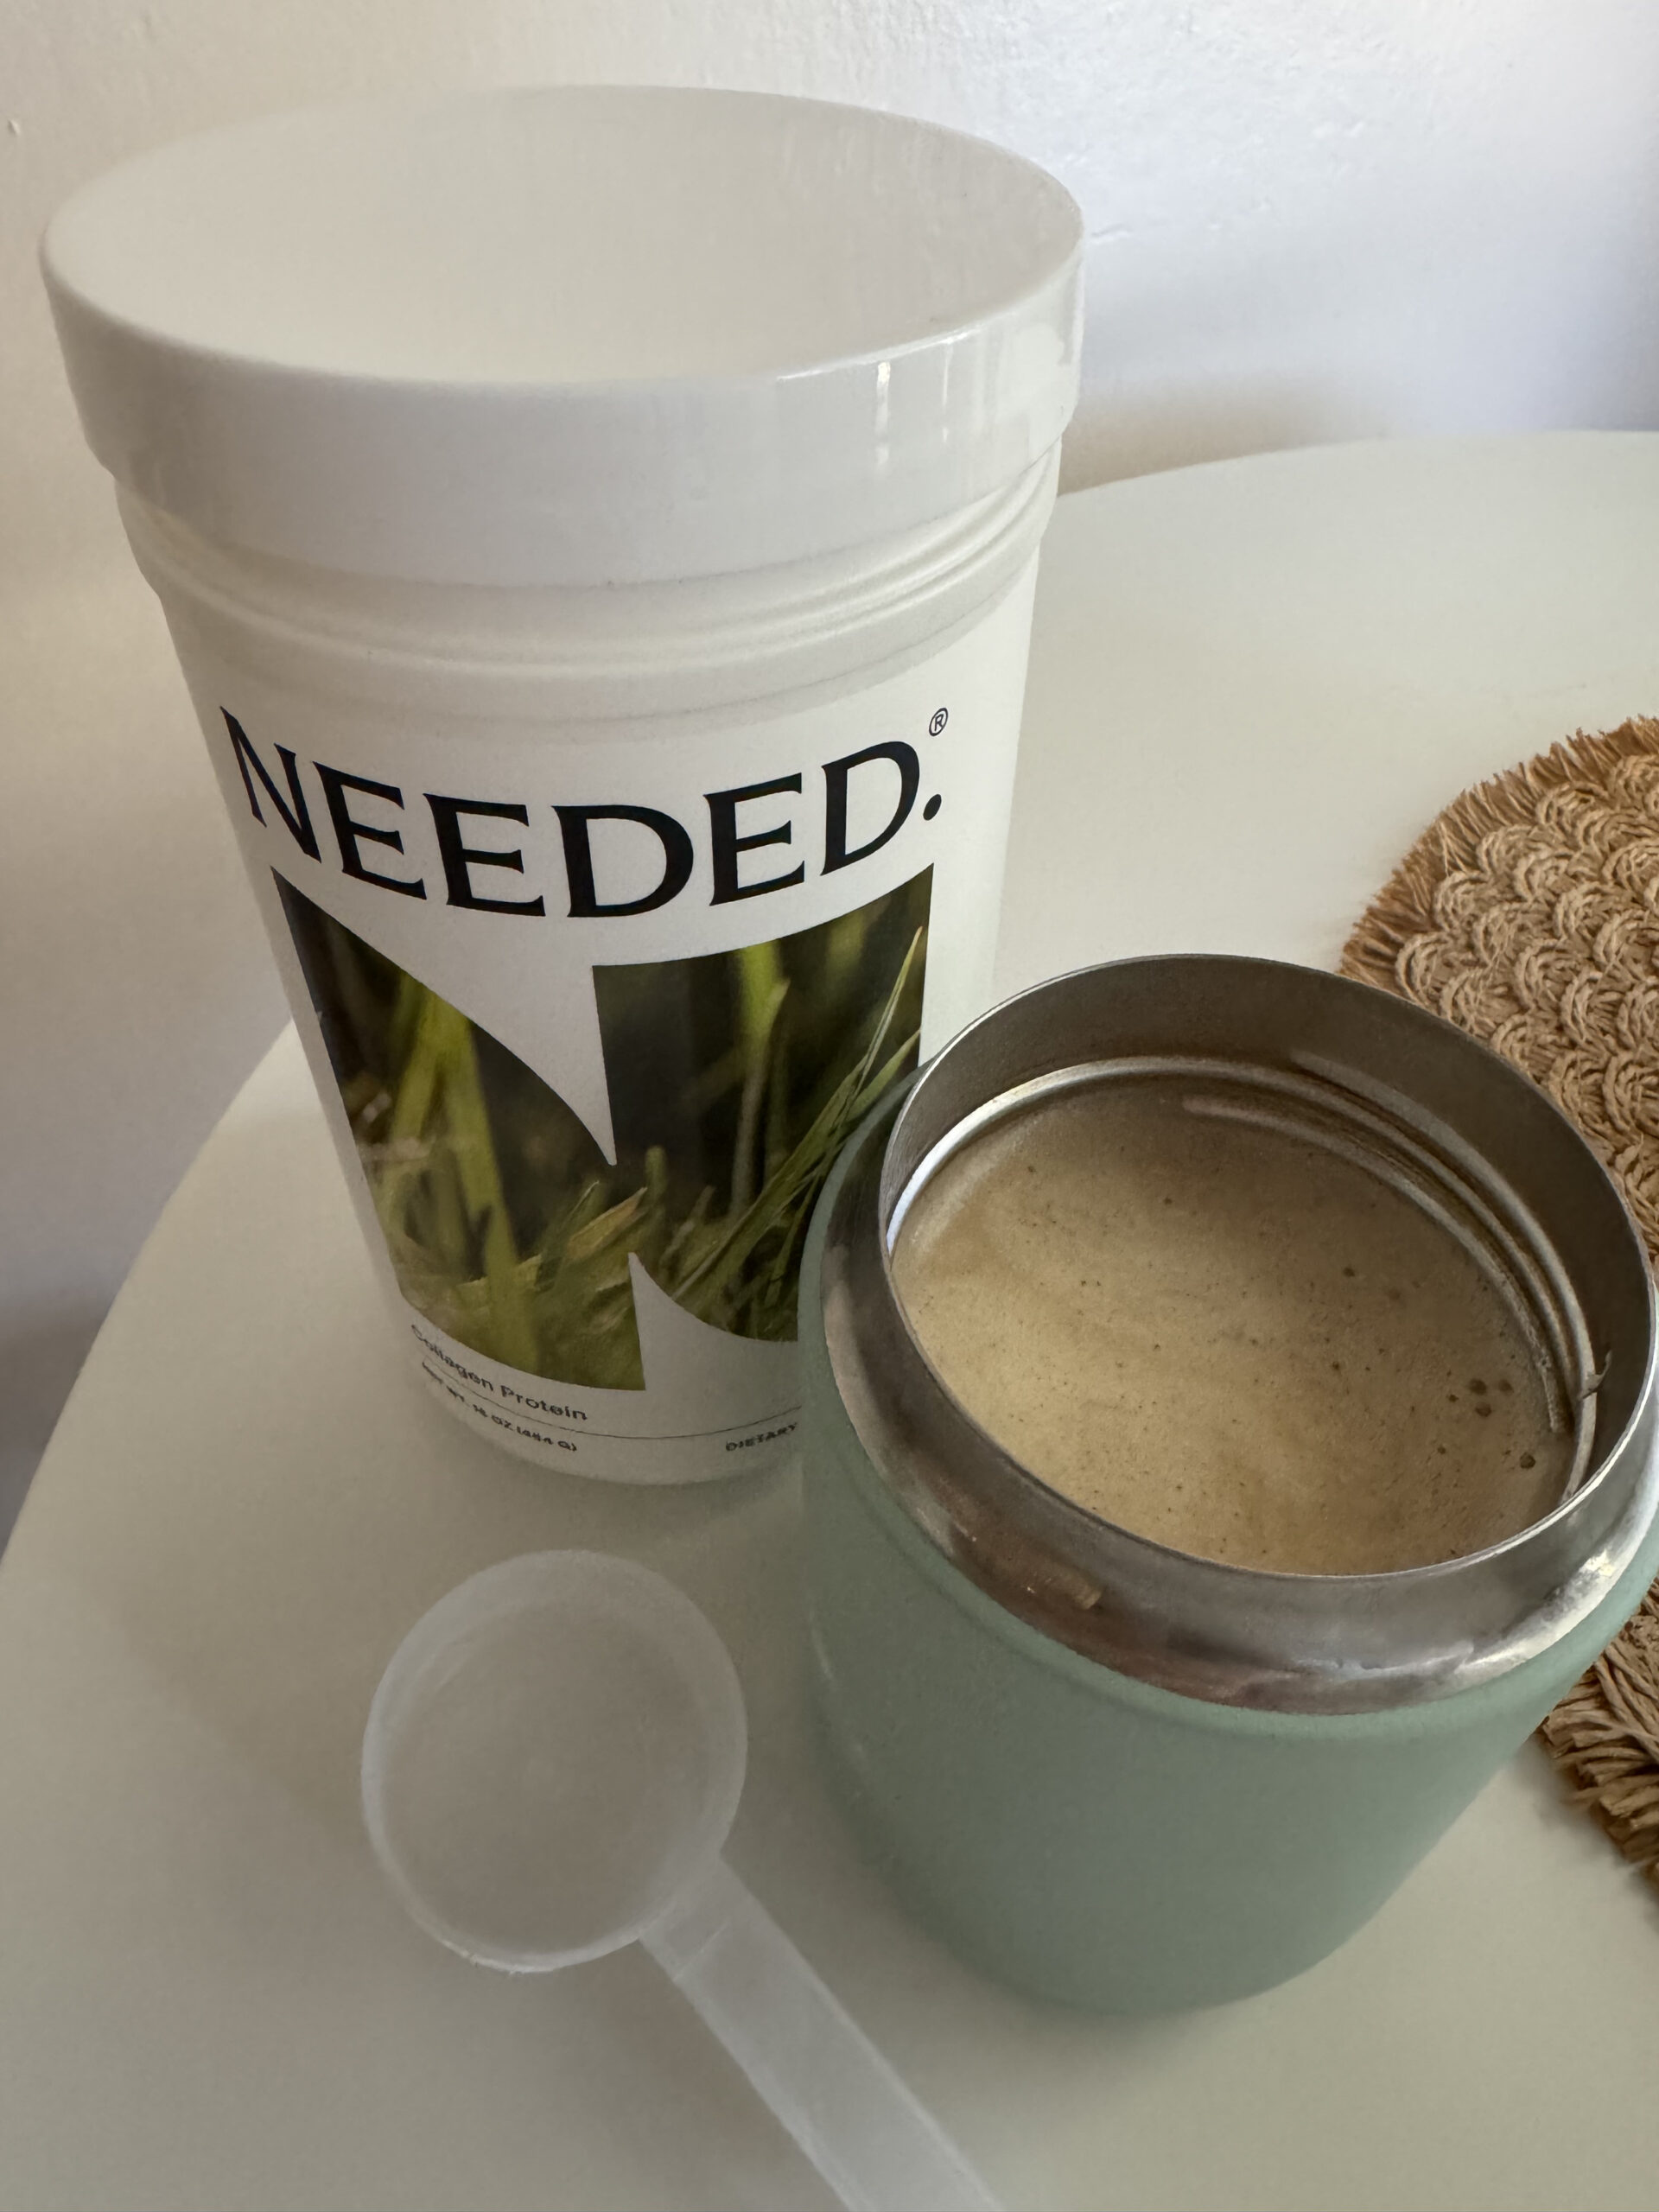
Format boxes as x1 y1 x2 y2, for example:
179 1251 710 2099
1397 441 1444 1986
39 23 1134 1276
4 436 1658 2212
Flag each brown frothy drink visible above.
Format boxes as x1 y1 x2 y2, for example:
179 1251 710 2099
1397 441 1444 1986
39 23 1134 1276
889 1082 1571 1575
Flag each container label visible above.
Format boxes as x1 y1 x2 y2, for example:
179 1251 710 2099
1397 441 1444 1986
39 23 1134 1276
188 575 1034 1478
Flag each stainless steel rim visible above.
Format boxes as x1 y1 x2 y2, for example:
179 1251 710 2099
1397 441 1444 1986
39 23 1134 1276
819 955 1659 1713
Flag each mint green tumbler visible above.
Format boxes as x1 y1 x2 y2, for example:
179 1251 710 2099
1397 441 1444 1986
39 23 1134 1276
799 959 1659 2012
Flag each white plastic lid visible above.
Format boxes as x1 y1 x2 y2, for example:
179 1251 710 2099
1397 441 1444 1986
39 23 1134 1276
43 87 1084 586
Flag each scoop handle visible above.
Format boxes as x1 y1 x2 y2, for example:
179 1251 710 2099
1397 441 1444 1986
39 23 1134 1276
645 1857 1002 2212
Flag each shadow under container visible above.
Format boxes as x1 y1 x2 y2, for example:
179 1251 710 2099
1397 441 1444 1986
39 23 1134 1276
799 956 1659 2012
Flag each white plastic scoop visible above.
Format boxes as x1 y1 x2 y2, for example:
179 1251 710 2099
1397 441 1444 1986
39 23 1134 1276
361 1551 1001 2212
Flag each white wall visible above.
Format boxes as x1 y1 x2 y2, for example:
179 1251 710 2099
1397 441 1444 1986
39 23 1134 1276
4 1 1659 1521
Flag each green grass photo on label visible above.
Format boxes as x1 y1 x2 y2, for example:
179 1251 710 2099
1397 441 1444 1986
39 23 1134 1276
276 869 931 1389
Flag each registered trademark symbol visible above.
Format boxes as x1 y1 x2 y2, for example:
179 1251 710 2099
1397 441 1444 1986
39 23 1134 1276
929 708 948 736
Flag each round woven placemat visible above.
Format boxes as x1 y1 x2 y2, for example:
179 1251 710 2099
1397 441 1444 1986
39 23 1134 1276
1342 715 1659 1891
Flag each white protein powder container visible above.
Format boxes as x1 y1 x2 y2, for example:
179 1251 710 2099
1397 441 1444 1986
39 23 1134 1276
43 86 1084 1483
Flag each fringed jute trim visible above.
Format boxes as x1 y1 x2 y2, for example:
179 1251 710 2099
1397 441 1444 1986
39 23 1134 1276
1342 716 1659 1889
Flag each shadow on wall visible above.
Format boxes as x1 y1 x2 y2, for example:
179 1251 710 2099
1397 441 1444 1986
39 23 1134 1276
1062 383 1365 493
0 1307 106 1549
